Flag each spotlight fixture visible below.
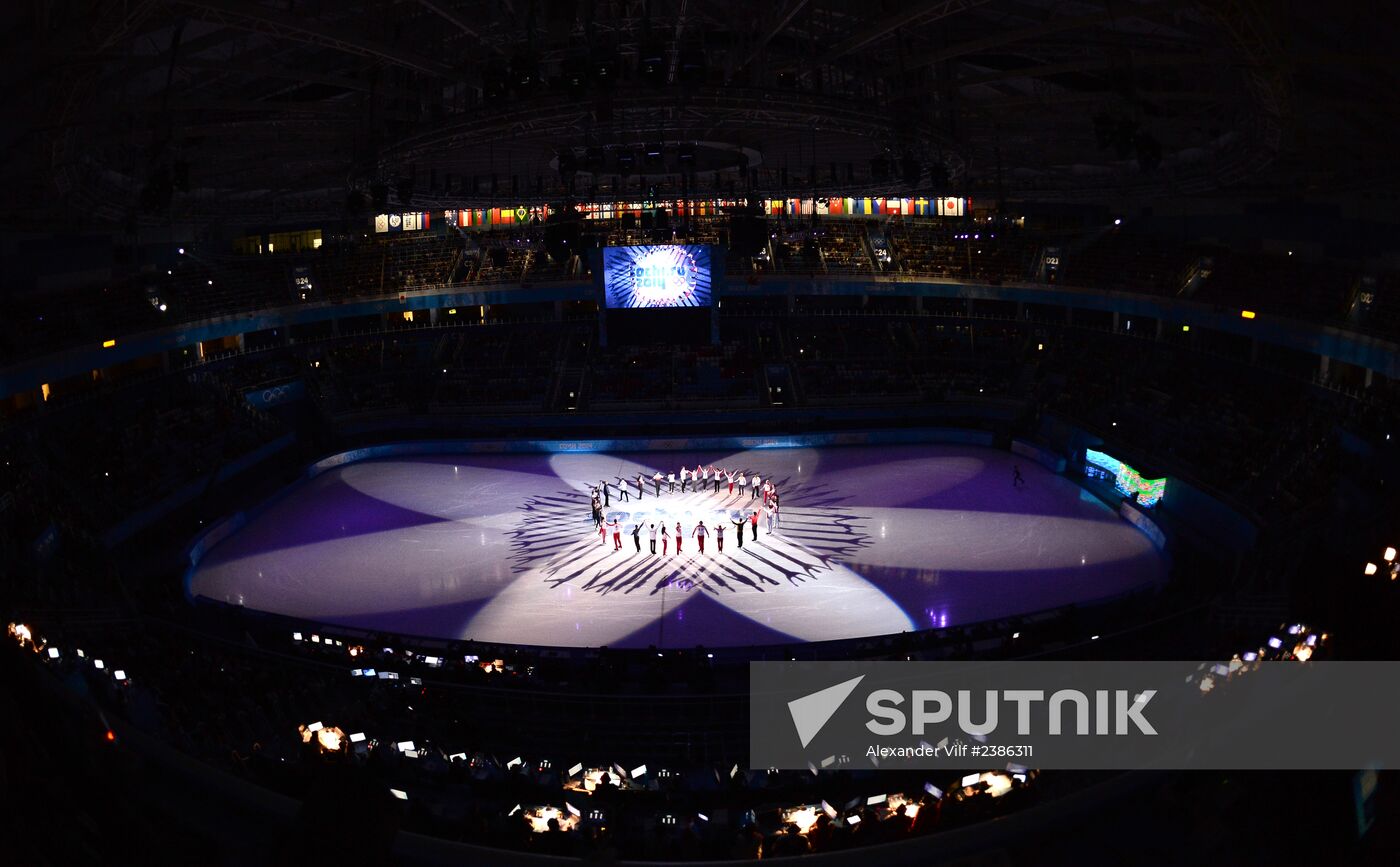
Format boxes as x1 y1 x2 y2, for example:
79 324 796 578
562 56 588 97
591 53 619 88
639 42 665 85
510 54 539 93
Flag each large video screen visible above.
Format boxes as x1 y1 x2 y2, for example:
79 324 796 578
1085 448 1166 508
601 245 713 309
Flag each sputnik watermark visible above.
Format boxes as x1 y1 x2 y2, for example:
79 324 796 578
753 661 1400 770
790 681 1156 749
863 688 1157 737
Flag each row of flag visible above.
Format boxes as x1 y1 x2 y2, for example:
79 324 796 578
431 196 970 231
444 205 549 227
373 212 432 233
764 197 966 217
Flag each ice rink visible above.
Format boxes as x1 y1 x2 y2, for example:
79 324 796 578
187 444 1167 648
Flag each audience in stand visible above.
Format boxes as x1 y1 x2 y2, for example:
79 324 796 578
7 305 1394 526
8 611 1076 862
10 217 1400 366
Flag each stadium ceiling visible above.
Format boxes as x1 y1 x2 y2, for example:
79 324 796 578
0 0 1389 226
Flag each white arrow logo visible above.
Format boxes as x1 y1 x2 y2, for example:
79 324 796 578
788 675 866 748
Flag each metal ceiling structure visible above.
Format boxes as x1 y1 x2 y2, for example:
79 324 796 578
2 0 1375 228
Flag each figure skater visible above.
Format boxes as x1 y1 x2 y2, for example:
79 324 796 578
680 466 690 493
674 521 683 555
715 522 725 553
637 473 647 500
619 478 630 502
631 522 642 552
737 472 747 499
694 521 709 554
667 470 676 493
751 473 761 500
701 464 711 492
712 466 722 493
750 510 759 541
764 502 777 534
731 514 746 548
726 470 735 496
608 518 621 550
661 523 670 555
648 523 657 554
653 471 663 497
600 480 610 507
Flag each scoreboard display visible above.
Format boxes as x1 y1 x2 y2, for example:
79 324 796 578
601 245 713 309
291 265 315 301
1085 449 1166 508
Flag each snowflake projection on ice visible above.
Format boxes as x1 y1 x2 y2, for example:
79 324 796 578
508 471 871 601
186 443 1167 649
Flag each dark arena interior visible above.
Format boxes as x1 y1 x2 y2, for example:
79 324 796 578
4 1 1400 864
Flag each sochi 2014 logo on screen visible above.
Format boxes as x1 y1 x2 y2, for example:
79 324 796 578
602 245 713 308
